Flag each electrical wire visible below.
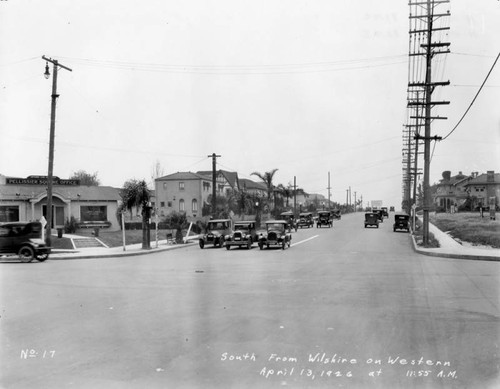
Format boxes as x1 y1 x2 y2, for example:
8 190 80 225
442 52 500 140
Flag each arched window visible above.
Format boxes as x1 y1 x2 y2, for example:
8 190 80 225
179 199 185 212
192 199 198 213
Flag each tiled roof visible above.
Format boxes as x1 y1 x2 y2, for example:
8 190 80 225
465 173 500 185
156 172 209 181
196 170 239 188
239 178 267 191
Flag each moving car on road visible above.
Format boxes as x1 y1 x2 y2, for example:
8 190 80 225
258 220 292 250
297 212 314 228
0 221 50 262
316 211 332 228
393 213 410 232
225 221 257 250
381 207 389 218
364 212 380 228
199 219 232 249
280 211 297 232
373 209 384 223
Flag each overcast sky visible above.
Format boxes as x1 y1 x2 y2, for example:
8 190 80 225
1 0 499 208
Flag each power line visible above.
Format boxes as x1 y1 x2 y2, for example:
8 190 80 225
442 52 500 140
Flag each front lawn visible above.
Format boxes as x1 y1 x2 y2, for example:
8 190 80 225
430 212 500 248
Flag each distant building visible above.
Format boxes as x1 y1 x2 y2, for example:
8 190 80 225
464 170 500 209
0 174 121 230
434 171 473 211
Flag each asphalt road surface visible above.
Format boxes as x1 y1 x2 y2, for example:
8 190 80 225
1 213 499 389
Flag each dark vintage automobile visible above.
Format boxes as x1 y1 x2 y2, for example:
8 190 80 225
199 219 232 249
364 212 380 228
316 211 332 228
389 206 395 212
331 210 341 220
0 221 51 262
297 212 314 228
373 209 384 223
258 220 292 250
393 213 410 232
225 221 258 250
381 207 389 218
280 211 298 232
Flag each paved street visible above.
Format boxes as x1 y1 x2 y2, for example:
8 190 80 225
1 213 499 389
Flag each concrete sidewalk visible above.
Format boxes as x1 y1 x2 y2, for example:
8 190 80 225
411 222 500 261
49 235 200 260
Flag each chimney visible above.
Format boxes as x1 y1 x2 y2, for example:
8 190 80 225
487 171 494 183
442 171 451 181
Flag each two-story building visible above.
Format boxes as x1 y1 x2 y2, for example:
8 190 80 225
434 171 473 211
464 170 500 210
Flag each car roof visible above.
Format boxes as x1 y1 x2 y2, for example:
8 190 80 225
299 212 312 215
234 221 256 224
0 221 31 227
208 219 231 223
265 220 287 224
280 211 293 215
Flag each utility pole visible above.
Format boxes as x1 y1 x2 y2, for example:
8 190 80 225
327 172 331 211
293 176 297 217
42 56 72 246
349 186 351 212
208 153 221 215
407 0 450 245
346 189 349 212
354 191 357 212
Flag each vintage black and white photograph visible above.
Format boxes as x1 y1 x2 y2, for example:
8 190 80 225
0 0 499 388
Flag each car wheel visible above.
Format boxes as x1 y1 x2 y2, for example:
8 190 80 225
36 254 49 262
282 241 286 250
199 240 205 249
219 237 224 248
258 241 264 250
247 240 252 249
19 246 34 263
226 244 230 250
393 228 396 232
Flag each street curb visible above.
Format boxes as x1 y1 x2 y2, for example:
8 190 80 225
49 242 196 260
409 231 500 262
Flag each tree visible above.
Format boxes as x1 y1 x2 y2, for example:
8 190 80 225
120 179 151 249
251 169 279 212
150 160 165 189
69 170 100 186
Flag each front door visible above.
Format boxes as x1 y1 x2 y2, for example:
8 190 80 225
42 205 65 228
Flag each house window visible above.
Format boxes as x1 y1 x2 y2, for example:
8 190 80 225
0 206 19 222
80 206 107 222
179 182 185 190
179 199 185 212
167 201 172 207
160 201 165 207
192 199 198 213
163 182 167 189
203 181 210 191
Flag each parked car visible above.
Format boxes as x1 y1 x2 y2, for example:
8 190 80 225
0 221 51 262
331 210 341 220
393 213 410 232
389 206 395 212
199 219 232 249
280 211 297 232
364 212 380 228
381 207 389 218
316 211 332 228
225 221 258 250
297 212 314 228
258 220 292 250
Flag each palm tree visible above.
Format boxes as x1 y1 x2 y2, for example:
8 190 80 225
251 169 279 207
120 179 151 249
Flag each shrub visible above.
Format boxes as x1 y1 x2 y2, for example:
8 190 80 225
64 216 78 234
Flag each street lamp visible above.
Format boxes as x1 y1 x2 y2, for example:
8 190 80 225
41 56 72 246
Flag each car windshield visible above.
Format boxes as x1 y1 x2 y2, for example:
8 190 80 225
267 223 285 232
396 215 409 220
234 224 251 231
208 222 228 230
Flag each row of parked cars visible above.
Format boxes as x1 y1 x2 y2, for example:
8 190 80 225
198 210 342 251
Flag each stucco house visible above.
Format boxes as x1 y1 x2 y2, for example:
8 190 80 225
464 171 500 210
